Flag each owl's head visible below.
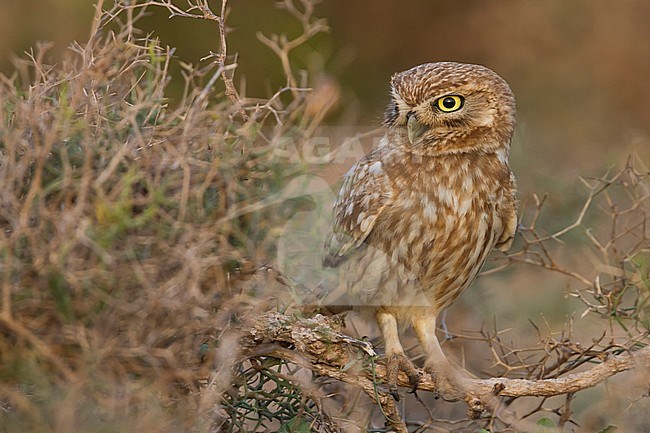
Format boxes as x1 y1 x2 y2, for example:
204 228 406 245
384 62 516 155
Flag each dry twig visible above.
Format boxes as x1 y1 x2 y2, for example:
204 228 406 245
241 312 650 432
120 0 248 120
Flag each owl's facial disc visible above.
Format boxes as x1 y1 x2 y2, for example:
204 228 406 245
387 62 516 154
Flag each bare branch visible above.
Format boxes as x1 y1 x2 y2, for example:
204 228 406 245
256 0 329 95
241 312 650 427
119 0 248 120
532 168 626 243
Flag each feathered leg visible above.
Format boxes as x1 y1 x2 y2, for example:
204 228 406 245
413 315 467 399
376 311 421 400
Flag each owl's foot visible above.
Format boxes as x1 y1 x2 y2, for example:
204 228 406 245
423 362 469 401
382 352 421 401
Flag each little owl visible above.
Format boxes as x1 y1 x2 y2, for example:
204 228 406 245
323 62 517 399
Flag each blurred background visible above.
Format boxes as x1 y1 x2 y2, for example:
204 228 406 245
3 0 645 318
1 1 648 430
2 0 649 180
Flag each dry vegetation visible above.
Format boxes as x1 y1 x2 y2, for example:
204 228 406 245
0 1 648 433
0 1 328 431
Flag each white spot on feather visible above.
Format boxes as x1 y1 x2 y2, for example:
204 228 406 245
496 147 509 165
438 185 457 208
359 216 372 233
457 196 472 215
423 201 437 221
368 161 383 175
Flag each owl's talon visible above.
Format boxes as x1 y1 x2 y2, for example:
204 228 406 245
382 352 420 400
423 363 467 401
389 386 400 402
408 370 423 394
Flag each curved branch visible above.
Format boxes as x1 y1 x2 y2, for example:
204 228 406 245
473 349 647 397
242 312 650 429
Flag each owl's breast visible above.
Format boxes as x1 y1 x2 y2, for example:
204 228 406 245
375 178 499 263
371 155 506 298
342 149 514 310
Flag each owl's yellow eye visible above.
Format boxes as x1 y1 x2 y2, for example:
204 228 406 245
435 95 464 112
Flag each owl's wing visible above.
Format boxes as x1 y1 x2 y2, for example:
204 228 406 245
495 172 518 252
323 153 391 268
495 209 517 251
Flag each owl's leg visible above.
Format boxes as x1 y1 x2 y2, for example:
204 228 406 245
375 311 421 400
413 315 467 399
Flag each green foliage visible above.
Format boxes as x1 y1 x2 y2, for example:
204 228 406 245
222 358 335 433
534 417 557 433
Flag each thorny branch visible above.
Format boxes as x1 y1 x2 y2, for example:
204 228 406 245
257 0 329 95
241 312 650 433
490 157 649 324
120 0 248 120
117 0 330 125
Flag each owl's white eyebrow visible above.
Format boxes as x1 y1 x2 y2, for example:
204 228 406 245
395 100 412 112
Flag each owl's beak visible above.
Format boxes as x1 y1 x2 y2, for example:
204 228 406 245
407 113 427 144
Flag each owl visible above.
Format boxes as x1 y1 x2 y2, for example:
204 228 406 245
322 62 517 399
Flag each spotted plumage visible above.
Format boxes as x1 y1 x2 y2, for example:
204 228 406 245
323 62 517 398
